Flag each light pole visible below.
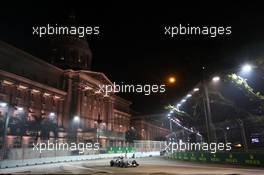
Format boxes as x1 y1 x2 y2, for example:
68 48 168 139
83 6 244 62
169 119 172 132
224 127 229 143
203 76 220 143
203 84 214 143
167 113 172 132
201 66 219 143
217 127 228 143
237 119 248 152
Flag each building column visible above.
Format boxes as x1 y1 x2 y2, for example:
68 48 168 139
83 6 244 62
90 96 95 128
64 76 72 129
107 99 114 130
110 100 113 130
75 85 81 117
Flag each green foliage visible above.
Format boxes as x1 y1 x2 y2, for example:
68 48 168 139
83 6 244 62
227 73 264 100
226 73 264 125
165 104 174 110
165 104 191 118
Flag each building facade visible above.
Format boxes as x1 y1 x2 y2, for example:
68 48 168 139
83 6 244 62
0 40 131 149
131 114 170 141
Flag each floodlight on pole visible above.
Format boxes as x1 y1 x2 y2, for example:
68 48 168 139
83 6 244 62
0 102 7 107
186 94 192 98
73 115 80 122
212 76 220 82
193 88 199 92
242 64 252 73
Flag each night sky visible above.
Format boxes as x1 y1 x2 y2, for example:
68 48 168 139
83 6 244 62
1 2 264 114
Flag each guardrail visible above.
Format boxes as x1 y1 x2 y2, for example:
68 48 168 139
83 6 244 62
0 151 160 169
167 151 264 167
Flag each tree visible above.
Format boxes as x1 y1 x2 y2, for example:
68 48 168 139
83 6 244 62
29 115 57 141
125 127 138 144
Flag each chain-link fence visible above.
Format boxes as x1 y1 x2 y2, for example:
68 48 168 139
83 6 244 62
133 140 166 152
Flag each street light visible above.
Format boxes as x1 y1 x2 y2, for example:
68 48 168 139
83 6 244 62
181 99 186 103
242 64 252 73
212 76 220 82
0 102 7 107
193 88 199 92
186 94 192 98
168 77 176 84
49 112 56 120
73 115 80 122
49 112 55 117
17 107 23 111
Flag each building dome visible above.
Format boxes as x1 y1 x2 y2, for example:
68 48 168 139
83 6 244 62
48 13 92 70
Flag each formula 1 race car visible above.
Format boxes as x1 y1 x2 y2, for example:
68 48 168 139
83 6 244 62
110 156 139 168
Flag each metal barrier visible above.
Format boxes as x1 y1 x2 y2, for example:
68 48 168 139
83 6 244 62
0 151 160 169
168 151 264 167
133 140 166 152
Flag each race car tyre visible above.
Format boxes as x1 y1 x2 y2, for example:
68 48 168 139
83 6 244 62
110 160 114 167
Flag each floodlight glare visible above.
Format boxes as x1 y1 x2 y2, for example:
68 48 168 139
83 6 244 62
0 102 7 107
186 94 192 98
242 64 252 73
17 107 23 111
193 88 199 92
73 115 80 122
212 76 220 82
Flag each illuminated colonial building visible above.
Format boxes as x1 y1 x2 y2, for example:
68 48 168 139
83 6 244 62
131 114 170 140
0 39 131 149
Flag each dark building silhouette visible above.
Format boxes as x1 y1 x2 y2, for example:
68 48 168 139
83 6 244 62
48 13 92 70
